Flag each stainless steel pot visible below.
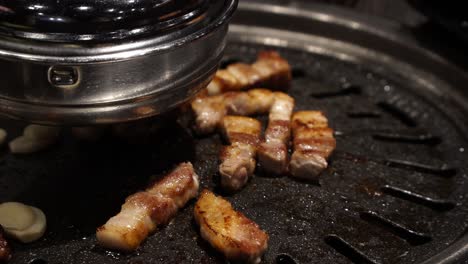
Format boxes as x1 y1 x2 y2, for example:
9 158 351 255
0 0 238 124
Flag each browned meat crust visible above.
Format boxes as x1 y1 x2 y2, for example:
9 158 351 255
257 92 295 175
194 190 269 263
219 116 262 192
191 89 274 135
289 111 336 180
207 51 291 95
96 163 199 251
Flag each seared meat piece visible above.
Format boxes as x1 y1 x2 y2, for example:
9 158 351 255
289 111 336 180
207 51 291 95
97 163 199 251
0 226 11 263
219 116 261 192
257 92 295 175
224 89 275 116
191 95 227 135
194 190 269 263
191 89 274 135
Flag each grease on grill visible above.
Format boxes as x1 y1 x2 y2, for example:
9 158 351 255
381 185 456 211
359 211 432 246
324 235 379 264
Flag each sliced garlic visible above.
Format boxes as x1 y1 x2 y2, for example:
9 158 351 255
0 202 35 230
23 125 60 141
0 128 6 146
9 136 52 154
0 202 46 243
9 125 60 154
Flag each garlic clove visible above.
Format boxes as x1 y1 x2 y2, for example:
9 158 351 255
9 136 51 154
9 207 47 243
0 202 47 243
23 125 60 141
0 128 6 146
0 202 35 231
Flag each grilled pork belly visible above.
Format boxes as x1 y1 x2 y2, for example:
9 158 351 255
0 226 11 263
191 89 274 135
257 92 295 175
219 116 261 192
194 190 269 264
207 51 291 95
96 163 199 251
289 111 336 180
191 95 226 135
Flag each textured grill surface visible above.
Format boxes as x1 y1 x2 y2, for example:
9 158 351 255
0 41 467 264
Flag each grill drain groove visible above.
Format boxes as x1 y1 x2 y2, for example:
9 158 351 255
381 185 456 211
324 235 380 264
384 159 457 178
359 211 432 246
310 85 362 99
377 102 418 127
372 132 442 145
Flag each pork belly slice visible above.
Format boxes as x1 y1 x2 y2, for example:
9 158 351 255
207 51 291 95
191 89 274 135
257 92 295 175
96 162 199 252
191 95 226 134
194 190 269 264
219 116 261 192
289 111 336 180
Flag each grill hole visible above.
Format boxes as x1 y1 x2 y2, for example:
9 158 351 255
324 235 379 264
310 85 362 99
292 67 307 79
29 259 47 264
359 211 432 246
276 253 298 264
381 185 456 211
219 57 244 69
384 159 456 178
377 102 417 127
373 132 441 145
347 111 381 118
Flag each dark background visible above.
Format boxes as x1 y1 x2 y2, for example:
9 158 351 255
274 0 468 72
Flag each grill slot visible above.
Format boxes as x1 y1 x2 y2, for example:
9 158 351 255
377 102 418 127
291 68 307 79
347 111 382 119
384 159 456 178
276 253 298 264
359 211 432 246
310 84 362 99
28 259 47 264
324 235 380 264
336 152 457 178
381 185 456 211
372 132 441 145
